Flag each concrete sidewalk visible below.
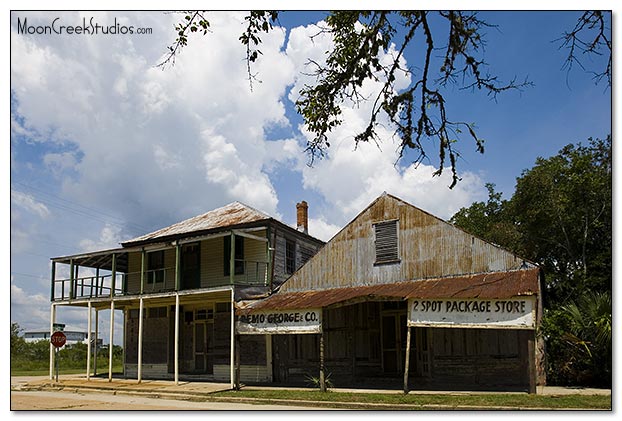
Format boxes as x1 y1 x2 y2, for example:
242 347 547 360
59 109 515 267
12 374 611 397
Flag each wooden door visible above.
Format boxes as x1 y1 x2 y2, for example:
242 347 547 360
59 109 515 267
181 243 200 290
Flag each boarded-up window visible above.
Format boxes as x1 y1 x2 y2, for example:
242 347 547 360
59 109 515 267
374 220 400 264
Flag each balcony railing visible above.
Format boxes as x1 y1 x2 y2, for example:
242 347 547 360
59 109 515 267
52 260 269 301
52 274 124 301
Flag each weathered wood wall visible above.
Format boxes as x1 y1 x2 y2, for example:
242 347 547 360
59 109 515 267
281 194 534 293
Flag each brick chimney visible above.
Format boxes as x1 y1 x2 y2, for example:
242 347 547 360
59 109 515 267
296 201 308 234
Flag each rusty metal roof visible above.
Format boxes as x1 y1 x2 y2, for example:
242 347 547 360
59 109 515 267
122 202 272 246
238 268 540 314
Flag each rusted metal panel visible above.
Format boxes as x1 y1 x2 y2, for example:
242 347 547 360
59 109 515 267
279 193 536 294
122 202 272 246
238 268 540 314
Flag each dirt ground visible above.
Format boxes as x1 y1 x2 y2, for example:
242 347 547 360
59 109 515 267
10 390 324 411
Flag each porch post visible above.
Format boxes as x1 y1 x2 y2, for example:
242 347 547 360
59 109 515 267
69 259 74 299
111 253 116 297
49 304 56 380
403 326 412 394
174 293 180 385
234 334 241 390
138 297 144 383
528 329 537 394
266 334 273 382
95 268 99 298
87 301 92 381
229 232 235 285
108 300 115 382
140 249 146 294
50 261 56 301
94 310 99 375
230 289 235 389
319 312 326 392
265 227 272 287
175 243 181 291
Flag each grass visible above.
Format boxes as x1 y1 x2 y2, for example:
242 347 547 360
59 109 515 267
211 389 611 410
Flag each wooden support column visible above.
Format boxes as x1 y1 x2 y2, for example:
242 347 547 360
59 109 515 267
175 244 181 291
137 298 144 383
174 293 180 385
528 329 537 394
87 302 92 381
266 334 273 382
230 291 235 389
110 254 116 297
266 227 272 287
140 249 146 294
49 304 56 380
229 232 235 285
94 310 99 375
234 334 241 391
319 317 326 392
403 326 412 394
69 259 74 299
108 300 115 382
50 262 56 302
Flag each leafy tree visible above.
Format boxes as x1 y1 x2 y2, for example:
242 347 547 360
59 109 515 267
451 136 611 387
11 322 26 358
510 136 611 304
161 11 610 189
161 11 534 188
449 183 520 250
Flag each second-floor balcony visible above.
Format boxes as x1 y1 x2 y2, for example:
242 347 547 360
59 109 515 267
51 229 272 302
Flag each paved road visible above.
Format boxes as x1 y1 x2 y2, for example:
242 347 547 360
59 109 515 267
10 390 327 410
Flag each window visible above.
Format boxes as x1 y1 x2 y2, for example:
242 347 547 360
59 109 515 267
285 239 296 274
147 250 165 283
374 220 400 264
224 235 244 276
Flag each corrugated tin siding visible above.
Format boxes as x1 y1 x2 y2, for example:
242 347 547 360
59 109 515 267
281 194 532 293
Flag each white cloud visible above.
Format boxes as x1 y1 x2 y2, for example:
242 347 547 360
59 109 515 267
286 19 486 226
11 189 50 218
79 224 124 252
307 217 342 242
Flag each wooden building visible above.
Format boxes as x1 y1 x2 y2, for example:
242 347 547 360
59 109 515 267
49 201 324 385
238 193 545 392
49 193 544 392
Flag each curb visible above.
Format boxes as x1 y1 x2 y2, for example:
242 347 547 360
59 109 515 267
13 383 608 411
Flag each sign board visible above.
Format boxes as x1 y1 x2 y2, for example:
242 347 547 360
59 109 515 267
237 309 322 334
51 331 67 348
407 297 536 329
53 323 65 332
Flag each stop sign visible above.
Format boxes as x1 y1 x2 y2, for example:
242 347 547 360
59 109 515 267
51 331 67 348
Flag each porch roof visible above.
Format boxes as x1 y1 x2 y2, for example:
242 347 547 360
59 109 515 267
51 247 130 273
237 268 540 314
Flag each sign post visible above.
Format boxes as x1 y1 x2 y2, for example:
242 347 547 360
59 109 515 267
51 331 67 382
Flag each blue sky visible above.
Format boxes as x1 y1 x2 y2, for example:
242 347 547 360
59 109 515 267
8 10 613 340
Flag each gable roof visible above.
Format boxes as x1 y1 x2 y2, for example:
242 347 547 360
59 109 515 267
277 192 536 294
122 201 272 247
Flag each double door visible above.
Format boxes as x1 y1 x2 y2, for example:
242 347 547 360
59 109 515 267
381 313 430 376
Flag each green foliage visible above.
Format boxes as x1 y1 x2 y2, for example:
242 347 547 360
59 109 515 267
10 324 124 375
511 136 611 303
451 136 611 388
541 292 611 387
163 11 534 188
305 372 334 391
